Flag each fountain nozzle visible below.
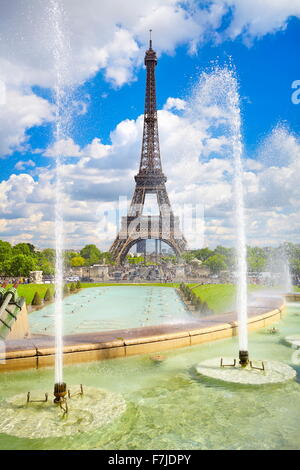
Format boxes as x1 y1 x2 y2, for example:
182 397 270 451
239 350 249 368
53 382 67 403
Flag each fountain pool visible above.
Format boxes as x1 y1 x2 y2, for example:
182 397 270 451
29 286 192 335
0 304 299 450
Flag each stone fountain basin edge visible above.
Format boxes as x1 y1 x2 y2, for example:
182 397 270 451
0 297 285 372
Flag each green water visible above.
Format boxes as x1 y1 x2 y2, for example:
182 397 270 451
1 304 300 450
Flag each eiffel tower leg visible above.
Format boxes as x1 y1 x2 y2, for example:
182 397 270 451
110 237 134 265
129 187 145 217
157 186 172 211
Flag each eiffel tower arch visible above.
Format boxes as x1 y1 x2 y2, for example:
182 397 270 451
110 34 186 264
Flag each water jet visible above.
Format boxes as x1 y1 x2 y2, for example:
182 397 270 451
194 67 295 386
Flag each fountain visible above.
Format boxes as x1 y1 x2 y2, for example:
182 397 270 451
0 8 299 447
0 3 128 434
283 261 293 294
48 0 71 405
229 68 249 368
195 67 296 385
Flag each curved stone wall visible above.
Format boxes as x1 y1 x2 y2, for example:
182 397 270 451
0 296 285 372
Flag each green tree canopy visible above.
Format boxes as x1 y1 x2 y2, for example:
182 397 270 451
4 254 37 276
193 248 214 262
64 251 81 267
0 240 12 263
42 248 55 263
80 244 101 265
71 256 86 267
182 251 195 263
215 245 235 269
290 259 300 276
204 254 227 274
247 246 267 273
37 259 54 275
13 243 34 256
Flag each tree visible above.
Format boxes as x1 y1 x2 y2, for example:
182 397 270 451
64 251 80 267
101 252 113 264
290 259 300 277
215 246 235 269
80 244 101 265
247 255 266 273
37 259 54 275
71 256 86 267
12 243 32 256
0 240 12 263
127 255 144 264
204 254 227 274
182 251 196 263
193 248 214 262
247 246 267 273
42 248 55 263
26 243 36 253
4 254 36 277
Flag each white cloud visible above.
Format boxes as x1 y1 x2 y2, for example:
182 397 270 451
0 88 54 157
1 0 298 93
14 159 36 171
3 74 300 249
1 1 300 247
84 138 111 159
44 137 82 158
1 104 300 249
0 0 298 160
222 0 300 41
163 97 186 111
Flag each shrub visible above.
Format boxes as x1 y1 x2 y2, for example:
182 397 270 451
202 301 211 315
32 291 42 306
70 282 76 292
195 297 202 311
191 292 198 306
76 280 81 289
63 284 69 295
44 287 53 302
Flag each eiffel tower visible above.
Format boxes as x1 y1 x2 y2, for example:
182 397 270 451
110 33 186 264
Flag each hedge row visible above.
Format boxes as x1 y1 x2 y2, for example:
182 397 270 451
31 281 81 306
179 283 213 315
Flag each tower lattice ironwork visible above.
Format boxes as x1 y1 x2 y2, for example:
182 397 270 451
109 34 186 263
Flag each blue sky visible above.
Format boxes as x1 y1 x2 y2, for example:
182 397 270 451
0 0 300 250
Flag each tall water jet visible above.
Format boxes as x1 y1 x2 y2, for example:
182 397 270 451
48 0 72 399
193 66 297 385
283 261 293 293
188 66 249 365
226 72 249 367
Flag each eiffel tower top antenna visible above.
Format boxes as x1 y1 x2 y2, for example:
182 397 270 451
149 29 152 49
